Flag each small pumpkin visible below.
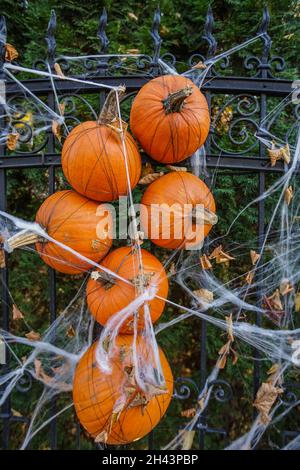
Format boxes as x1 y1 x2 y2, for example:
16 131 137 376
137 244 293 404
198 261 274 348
62 88 142 202
6 190 113 274
130 74 210 163
73 335 173 445
86 246 168 333
140 171 217 250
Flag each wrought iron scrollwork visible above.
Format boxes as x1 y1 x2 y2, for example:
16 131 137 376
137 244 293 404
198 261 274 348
202 6 217 59
208 379 233 403
46 10 56 68
173 377 200 400
281 383 300 407
244 6 285 78
98 8 109 54
16 370 33 393
151 6 162 67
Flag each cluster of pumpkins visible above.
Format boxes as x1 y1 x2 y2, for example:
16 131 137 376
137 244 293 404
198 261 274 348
9 75 216 444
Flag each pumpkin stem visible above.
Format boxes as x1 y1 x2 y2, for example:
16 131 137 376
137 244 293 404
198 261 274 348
98 86 126 125
191 207 218 226
5 229 44 252
91 270 115 290
162 86 193 114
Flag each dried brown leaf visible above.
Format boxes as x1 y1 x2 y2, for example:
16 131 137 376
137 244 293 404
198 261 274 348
12 304 24 320
267 289 283 311
181 407 197 418
54 62 65 78
279 279 294 296
193 288 214 304
192 61 207 70
5 43 19 62
52 120 62 142
209 245 235 264
245 270 255 285
253 382 283 424
285 186 293 206
166 165 187 172
94 431 108 443
11 408 22 417
7 133 20 151
199 253 212 270
25 330 41 341
66 325 76 338
138 172 163 185
0 249 5 269
34 359 42 378
250 250 260 266
267 363 279 376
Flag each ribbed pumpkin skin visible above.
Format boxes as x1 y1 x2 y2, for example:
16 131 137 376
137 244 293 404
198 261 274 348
130 75 210 163
61 121 142 202
73 336 173 445
86 246 168 333
35 190 112 274
140 172 216 249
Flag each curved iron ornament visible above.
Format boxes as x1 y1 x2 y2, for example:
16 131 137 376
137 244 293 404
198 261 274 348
211 94 260 155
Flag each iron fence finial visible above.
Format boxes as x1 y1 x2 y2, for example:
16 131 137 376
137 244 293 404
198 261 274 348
202 5 217 58
46 9 57 67
98 7 109 54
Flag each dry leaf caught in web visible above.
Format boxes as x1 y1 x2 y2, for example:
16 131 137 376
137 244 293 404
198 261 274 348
138 172 164 185
245 270 255 285
253 382 283 424
140 162 154 178
192 60 207 69
268 143 291 167
5 43 19 62
279 279 293 296
34 359 42 378
0 249 5 268
267 363 280 380
284 186 293 206
193 288 214 304
25 331 41 341
94 431 108 444
54 62 65 78
66 325 76 338
250 250 260 266
199 253 212 270
52 120 62 142
181 430 196 450
7 133 20 151
166 165 187 172
218 314 238 368
266 289 283 311
12 304 24 320
181 407 197 418
209 245 235 264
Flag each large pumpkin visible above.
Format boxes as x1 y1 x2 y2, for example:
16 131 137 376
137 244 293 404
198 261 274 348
140 172 217 250
6 190 113 274
62 89 142 202
86 246 168 333
130 75 210 163
73 335 173 445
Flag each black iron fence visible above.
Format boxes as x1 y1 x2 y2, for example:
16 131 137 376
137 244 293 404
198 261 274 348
0 6 298 450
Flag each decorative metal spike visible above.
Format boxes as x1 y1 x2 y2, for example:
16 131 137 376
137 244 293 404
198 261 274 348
257 6 272 60
46 9 56 66
202 5 217 58
0 15 7 75
98 7 109 53
151 6 162 64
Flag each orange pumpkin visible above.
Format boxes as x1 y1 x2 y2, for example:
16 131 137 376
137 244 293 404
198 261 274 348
130 75 210 163
140 172 217 250
73 335 173 445
86 246 168 333
62 90 142 202
6 190 113 274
